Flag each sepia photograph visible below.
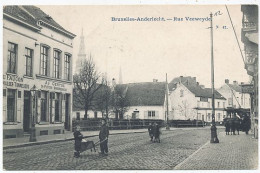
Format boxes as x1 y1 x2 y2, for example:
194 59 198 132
1 1 259 171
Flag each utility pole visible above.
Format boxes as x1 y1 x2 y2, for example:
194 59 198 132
210 12 219 143
166 73 170 130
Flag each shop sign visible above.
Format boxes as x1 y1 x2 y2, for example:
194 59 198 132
241 84 254 94
41 80 67 92
3 74 29 89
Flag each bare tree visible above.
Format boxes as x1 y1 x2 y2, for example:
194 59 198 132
111 85 129 119
73 57 104 119
94 76 112 119
178 100 190 118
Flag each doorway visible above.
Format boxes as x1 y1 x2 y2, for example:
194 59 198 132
23 91 31 132
65 94 70 130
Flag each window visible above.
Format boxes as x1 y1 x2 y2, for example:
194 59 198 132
53 50 61 78
40 91 47 122
55 93 61 121
180 90 184 97
76 112 80 120
148 111 155 117
40 45 49 76
223 102 226 108
7 42 17 74
25 48 33 76
7 89 16 122
217 102 220 108
207 102 210 108
200 97 208 102
241 95 243 105
217 113 221 121
94 111 97 119
208 113 211 121
64 54 71 80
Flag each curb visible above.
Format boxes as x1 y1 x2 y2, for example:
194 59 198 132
3 131 147 150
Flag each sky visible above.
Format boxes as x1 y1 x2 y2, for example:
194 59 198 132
39 5 250 88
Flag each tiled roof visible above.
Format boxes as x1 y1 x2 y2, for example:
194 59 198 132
117 82 166 106
227 84 242 92
184 84 226 100
4 6 75 37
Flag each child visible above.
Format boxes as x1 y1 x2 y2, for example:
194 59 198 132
74 125 83 158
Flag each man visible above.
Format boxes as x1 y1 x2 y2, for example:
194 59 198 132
73 125 83 158
148 123 153 141
99 118 109 156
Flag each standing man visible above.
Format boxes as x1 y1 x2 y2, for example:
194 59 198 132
148 123 153 141
99 118 109 156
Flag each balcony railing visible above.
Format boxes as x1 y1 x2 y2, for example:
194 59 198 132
243 22 257 31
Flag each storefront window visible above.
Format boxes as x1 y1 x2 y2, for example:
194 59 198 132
41 91 47 122
7 42 17 74
7 89 16 122
55 93 61 121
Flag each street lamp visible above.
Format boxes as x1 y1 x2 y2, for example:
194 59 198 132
29 85 37 142
210 13 219 143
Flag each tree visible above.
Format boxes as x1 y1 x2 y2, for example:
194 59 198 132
178 100 190 119
73 57 104 119
111 84 129 119
94 76 112 119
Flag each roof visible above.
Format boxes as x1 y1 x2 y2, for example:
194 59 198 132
184 84 226 100
4 6 75 38
227 84 242 92
117 82 167 106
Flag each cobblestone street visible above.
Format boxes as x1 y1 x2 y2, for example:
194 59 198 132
3 128 212 170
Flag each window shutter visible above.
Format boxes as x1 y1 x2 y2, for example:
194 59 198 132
144 111 148 119
61 99 65 122
3 96 6 122
51 100 55 123
16 92 22 122
37 98 41 123
155 111 159 118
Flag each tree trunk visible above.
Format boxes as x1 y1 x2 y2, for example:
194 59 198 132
84 109 88 119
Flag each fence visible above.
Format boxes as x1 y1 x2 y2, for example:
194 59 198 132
72 118 164 132
168 120 205 128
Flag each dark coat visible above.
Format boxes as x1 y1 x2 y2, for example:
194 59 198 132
99 124 109 140
225 121 230 132
148 125 153 135
74 131 83 151
153 124 160 138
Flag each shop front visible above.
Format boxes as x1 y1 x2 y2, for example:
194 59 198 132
3 73 72 139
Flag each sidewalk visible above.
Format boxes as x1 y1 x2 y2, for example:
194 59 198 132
174 131 258 170
3 126 215 149
3 128 148 149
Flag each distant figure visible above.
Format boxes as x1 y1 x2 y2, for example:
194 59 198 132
153 123 161 143
99 118 109 156
224 119 230 135
234 117 241 135
74 125 83 158
148 123 154 141
242 114 251 134
230 119 236 135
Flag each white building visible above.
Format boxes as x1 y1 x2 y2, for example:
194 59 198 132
169 76 226 123
218 79 251 110
3 6 76 138
117 81 171 120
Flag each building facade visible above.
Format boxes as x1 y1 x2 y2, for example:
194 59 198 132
3 6 76 138
241 5 258 139
169 76 226 123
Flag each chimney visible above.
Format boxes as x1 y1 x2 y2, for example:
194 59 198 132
197 82 199 86
153 79 158 82
233 81 238 85
179 76 183 83
199 85 205 89
225 79 229 84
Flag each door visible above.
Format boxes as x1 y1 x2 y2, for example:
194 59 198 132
23 91 31 132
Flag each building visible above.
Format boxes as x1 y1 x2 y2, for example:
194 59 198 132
115 81 170 120
3 6 76 138
217 79 251 117
241 5 258 138
169 76 226 123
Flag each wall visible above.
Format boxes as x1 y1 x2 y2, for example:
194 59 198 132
72 110 103 120
124 106 165 120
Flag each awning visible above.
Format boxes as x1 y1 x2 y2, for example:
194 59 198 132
245 33 258 44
